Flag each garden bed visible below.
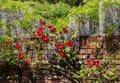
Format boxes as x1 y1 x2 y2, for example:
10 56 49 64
0 35 120 83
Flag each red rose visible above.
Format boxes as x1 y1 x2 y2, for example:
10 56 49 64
55 43 64 49
32 33 37 37
87 58 92 63
42 36 49 41
65 41 74 47
93 60 99 65
62 27 68 33
58 50 65 57
87 64 93 68
25 60 31 65
37 27 43 36
39 21 46 26
55 43 59 47
14 43 22 49
50 28 56 33
19 53 24 59
59 31 62 34
93 60 100 68
48 25 53 29
30 55 35 58
95 64 100 68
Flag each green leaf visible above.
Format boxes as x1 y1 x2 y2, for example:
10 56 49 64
103 74 110 80
13 50 19 54
95 80 99 83
64 47 71 53
92 66 97 71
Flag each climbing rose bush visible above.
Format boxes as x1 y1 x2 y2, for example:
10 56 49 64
0 20 117 83
0 20 73 67
0 21 52 67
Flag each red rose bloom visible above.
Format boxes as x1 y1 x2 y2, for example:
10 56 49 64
58 50 65 57
32 33 37 37
50 28 56 33
62 27 68 33
87 64 93 68
42 36 49 41
25 60 31 65
95 64 100 68
93 60 99 65
19 53 24 59
48 25 53 29
55 43 64 49
93 60 100 68
37 27 43 36
87 58 92 63
66 41 74 47
59 31 62 34
30 55 35 58
14 43 22 49
39 21 46 26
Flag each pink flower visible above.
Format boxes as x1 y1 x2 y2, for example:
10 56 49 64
37 27 43 36
55 43 64 49
65 41 74 48
58 50 65 57
39 21 46 26
42 36 49 41
19 53 24 59
14 43 22 49
25 60 31 65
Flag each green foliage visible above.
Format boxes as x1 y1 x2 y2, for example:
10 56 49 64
72 56 117 82
103 0 120 7
105 24 116 35
12 0 84 6
0 20 6 28
1 0 120 33
52 18 69 30
0 0 70 31
68 0 99 21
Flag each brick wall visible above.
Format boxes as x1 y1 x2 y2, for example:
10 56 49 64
78 35 120 58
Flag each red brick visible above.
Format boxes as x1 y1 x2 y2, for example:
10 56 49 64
89 54 95 59
92 49 97 54
96 43 102 48
100 49 106 54
87 49 93 54
77 54 82 59
88 43 97 49
80 49 87 54
80 44 88 48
